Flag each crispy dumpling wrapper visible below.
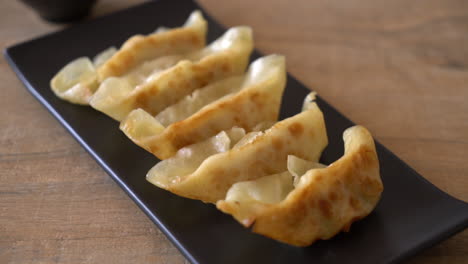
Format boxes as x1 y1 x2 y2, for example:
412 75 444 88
50 10 207 105
97 10 207 81
90 26 254 121
217 125 383 247
149 127 247 186
146 94 328 203
120 54 286 159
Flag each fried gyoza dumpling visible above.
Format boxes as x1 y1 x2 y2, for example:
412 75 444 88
90 26 254 121
49 47 117 105
120 54 286 159
50 10 207 105
146 93 328 203
216 126 383 246
97 11 207 81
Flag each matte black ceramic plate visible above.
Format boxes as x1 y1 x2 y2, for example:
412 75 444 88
5 0 468 263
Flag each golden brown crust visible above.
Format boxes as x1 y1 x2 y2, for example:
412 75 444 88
161 104 328 202
97 17 207 81
120 55 283 160
146 81 282 158
217 126 383 247
128 49 250 117
93 27 253 122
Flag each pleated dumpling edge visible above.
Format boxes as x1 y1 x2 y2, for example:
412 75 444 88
216 125 383 246
145 93 328 203
90 26 254 121
120 54 286 160
97 10 208 81
50 10 207 105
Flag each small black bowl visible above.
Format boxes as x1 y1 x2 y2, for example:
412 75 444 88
20 0 97 23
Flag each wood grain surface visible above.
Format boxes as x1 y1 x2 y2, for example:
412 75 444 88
1 0 467 263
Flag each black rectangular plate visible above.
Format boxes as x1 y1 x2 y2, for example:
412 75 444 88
5 0 468 263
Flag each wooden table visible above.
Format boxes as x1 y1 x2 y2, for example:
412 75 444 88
1 0 467 263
